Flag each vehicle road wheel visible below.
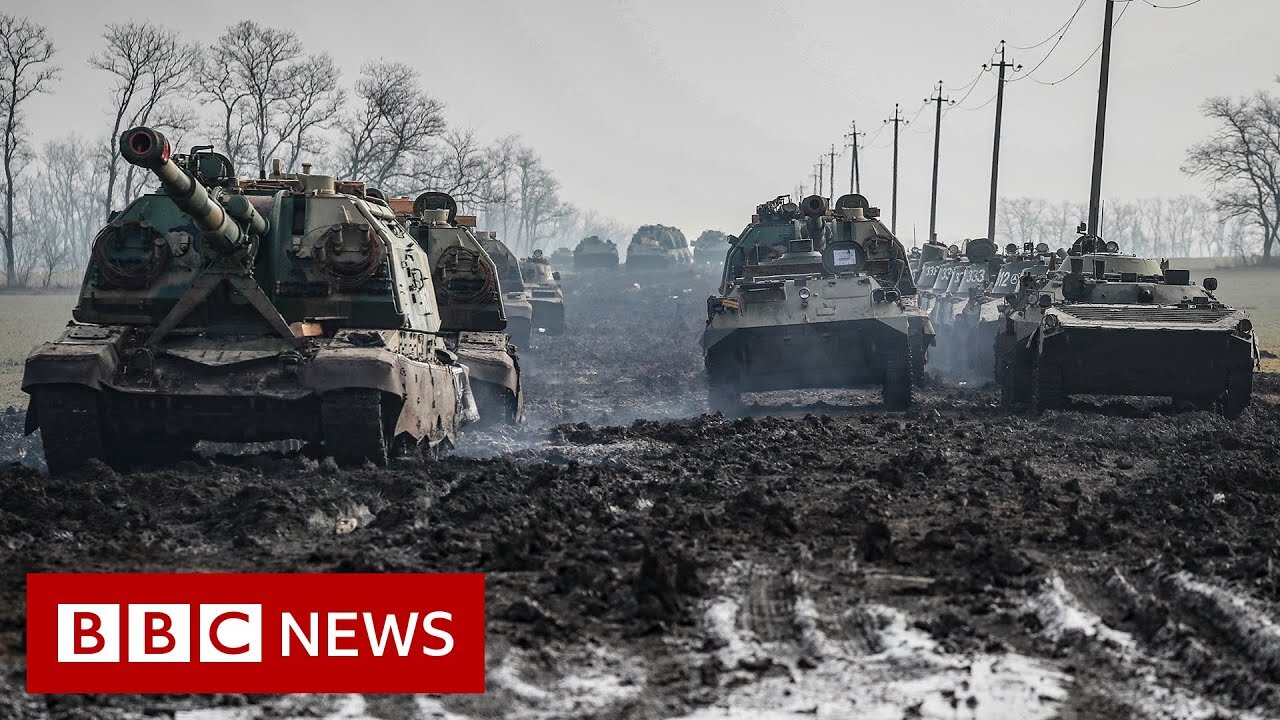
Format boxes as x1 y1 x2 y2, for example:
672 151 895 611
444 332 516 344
35 385 106 476
1032 356 1065 413
321 389 389 466
1219 369 1253 419
881 341 912 410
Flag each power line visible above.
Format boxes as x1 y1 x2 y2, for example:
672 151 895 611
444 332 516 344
1124 0 1204 7
1024 1 1131 86
1009 0 1089 50
1010 0 1092 83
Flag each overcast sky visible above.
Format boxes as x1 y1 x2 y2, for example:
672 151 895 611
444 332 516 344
5 0 1278 244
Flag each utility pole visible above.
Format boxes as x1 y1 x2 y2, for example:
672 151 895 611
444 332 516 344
844 121 865 194
828 145 836 203
885 104 908 234
817 155 826 198
926 81 952 244
986 41 1019 243
1087 0 1116 236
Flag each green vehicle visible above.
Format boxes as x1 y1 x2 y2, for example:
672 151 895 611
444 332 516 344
573 235 619 270
401 192 524 424
520 250 566 335
693 229 731 266
626 224 693 270
996 234 1255 415
478 232 534 347
23 127 474 474
703 194 934 412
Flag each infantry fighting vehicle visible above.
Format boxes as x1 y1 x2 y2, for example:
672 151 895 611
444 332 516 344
478 232 534 347
397 192 523 424
703 194 934 411
927 238 1000 375
520 250 566 335
626 224 693 270
693 229 731 266
23 127 475 474
955 242 1049 380
996 232 1255 415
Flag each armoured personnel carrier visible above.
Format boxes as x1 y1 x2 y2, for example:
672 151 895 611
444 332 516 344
928 238 1000 375
478 232 534 347
916 245 962 315
693 230 731 266
573 235 619 270
956 242 1049 380
996 233 1255 415
397 192 523 424
626 224 693 270
520 250 566 335
703 194 934 411
23 127 474 474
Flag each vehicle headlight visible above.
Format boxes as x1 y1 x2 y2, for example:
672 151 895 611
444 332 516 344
798 287 811 300
1237 318 1253 334
1044 314 1060 330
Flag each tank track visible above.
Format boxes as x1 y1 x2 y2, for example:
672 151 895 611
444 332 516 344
880 341 912 410
1032 356 1065 412
320 389 388 466
35 385 106 476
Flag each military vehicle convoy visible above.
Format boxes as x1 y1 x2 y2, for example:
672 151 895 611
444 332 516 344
954 242 1049 380
995 233 1255 415
550 246 573 268
478 232 534 347
626 224 693 270
397 192 524 424
23 127 475 474
574 235 619 270
520 250 566 335
703 194 934 412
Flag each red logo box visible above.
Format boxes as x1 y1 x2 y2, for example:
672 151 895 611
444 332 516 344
26 573 485 694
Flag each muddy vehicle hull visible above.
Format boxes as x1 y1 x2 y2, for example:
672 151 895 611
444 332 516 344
530 297 566 335
1002 303 1255 414
503 295 534 347
626 248 694 271
24 325 466 473
704 317 916 393
450 330 523 424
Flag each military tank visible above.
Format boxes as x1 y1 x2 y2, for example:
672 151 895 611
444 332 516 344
996 232 1255 415
23 127 475 474
573 235 619 270
520 250 566 336
478 232 534 347
626 224 693 270
397 192 523 424
693 229 731 266
703 194 934 412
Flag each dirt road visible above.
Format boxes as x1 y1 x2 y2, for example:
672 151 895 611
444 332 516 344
2 268 1278 719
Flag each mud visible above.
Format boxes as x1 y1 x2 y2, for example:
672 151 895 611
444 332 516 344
2 268 1279 719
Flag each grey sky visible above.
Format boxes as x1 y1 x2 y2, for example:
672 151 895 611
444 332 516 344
4 0 1278 244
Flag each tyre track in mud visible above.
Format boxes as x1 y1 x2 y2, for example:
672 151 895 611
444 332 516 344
1 269 1280 718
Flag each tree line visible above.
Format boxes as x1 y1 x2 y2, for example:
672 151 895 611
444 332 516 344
0 15 625 287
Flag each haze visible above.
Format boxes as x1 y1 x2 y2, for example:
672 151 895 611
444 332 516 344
6 0 1277 243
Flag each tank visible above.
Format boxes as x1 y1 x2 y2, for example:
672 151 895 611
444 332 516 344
693 229 731 266
573 235 619 270
626 224 693 270
995 233 1255 415
396 192 523 424
703 194 935 411
520 250 566 335
477 232 534 347
23 127 475 474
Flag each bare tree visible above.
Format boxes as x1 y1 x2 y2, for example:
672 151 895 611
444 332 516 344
1184 88 1280 263
198 21 343 177
0 12 58 287
90 21 196 219
408 128 499 208
337 60 445 189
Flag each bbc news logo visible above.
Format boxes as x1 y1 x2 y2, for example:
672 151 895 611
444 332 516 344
27 573 485 693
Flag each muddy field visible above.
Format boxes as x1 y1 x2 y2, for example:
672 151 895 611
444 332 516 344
2 267 1280 719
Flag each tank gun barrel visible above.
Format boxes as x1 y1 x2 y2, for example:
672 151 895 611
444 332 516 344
119 126 265 253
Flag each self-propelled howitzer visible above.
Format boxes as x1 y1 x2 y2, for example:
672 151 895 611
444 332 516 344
23 127 475 474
